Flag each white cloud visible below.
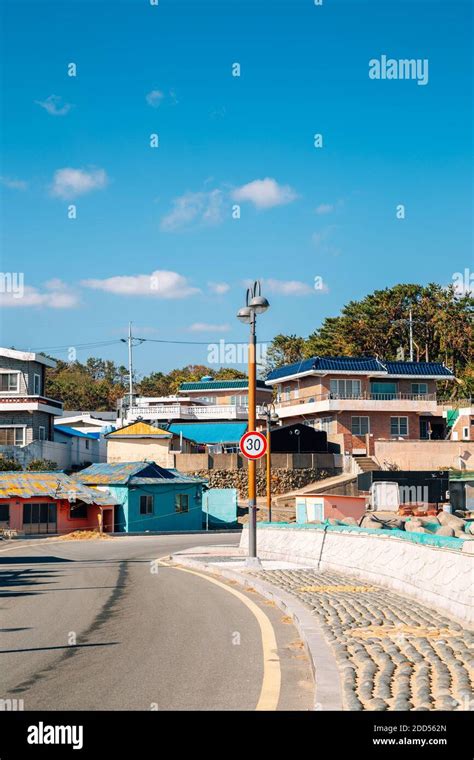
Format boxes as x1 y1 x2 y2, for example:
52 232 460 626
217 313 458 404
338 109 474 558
51 168 108 199
82 270 200 299
0 279 78 308
161 189 224 231
1 176 28 190
36 95 73 116
188 322 231 333
312 225 336 249
146 89 164 107
263 278 314 296
232 178 297 209
315 203 334 215
208 281 230 295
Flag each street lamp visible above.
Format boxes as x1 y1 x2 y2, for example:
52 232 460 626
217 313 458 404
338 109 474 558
236 280 270 564
262 401 279 523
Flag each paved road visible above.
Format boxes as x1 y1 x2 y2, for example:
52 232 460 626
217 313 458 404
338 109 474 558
0 535 313 710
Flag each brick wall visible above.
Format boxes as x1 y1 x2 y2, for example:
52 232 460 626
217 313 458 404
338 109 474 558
0 410 53 443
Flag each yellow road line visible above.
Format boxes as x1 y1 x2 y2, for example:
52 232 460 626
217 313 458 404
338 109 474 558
158 558 281 711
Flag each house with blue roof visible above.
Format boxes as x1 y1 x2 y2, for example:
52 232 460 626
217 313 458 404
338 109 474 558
265 356 455 456
74 461 206 533
54 424 101 468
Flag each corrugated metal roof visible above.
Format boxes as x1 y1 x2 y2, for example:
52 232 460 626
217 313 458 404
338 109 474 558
266 356 454 381
179 379 269 391
74 461 196 485
54 425 98 440
168 422 248 444
0 472 117 505
106 421 172 438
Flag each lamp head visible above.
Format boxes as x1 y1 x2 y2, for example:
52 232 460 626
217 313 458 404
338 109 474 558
248 295 270 314
237 306 252 324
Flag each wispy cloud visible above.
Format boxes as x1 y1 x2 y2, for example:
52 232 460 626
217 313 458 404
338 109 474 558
232 178 297 209
1 176 28 190
146 89 164 108
312 225 337 249
188 322 231 333
35 94 73 116
315 203 334 215
208 281 230 295
82 270 200 299
314 199 344 215
161 189 224 231
50 168 108 199
0 279 79 308
146 89 178 107
263 278 315 296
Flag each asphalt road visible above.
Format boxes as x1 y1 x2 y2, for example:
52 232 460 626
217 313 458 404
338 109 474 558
0 535 313 711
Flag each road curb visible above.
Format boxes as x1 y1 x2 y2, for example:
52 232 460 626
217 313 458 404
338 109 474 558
169 553 344 711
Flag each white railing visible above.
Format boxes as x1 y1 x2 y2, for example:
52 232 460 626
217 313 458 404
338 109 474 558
276 392 437 407
128 404 264 420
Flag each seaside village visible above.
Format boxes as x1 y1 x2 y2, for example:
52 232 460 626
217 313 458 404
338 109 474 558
0 345 472 543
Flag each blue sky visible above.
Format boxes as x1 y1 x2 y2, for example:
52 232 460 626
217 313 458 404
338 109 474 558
0 0 472 376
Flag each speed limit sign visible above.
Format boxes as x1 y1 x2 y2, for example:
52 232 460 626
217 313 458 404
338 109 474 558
239 430 268 460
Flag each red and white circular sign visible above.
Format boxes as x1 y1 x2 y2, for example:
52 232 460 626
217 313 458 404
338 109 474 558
239 430 268 460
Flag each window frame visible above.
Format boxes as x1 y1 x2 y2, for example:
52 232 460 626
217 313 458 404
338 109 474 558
0 371 20 393
390 416 409 436
330 379 362 398
0 425 26 446
351 416 370 436
411 382 428 396
175 493 189 513
33 373 41 395
139 494 154 515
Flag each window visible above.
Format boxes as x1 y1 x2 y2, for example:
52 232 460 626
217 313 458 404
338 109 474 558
33 373 41 395
85 439 90 450
391 417 409 436
0 427 25 446
140 495 154 515
198 396 217 405
38 426 46 441
69 501 88 519
351 417 370 435
230 395 248 407
175 493 189 513
370 381 397 398
0 373 19 392
462 427 469 440
330 379 361 398
411 383 428 395
284 386 291 400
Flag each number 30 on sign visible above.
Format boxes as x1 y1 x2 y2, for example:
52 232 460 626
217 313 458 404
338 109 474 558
239 431 268 460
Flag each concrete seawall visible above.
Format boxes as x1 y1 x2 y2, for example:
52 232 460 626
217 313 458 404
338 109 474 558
240 525 473 625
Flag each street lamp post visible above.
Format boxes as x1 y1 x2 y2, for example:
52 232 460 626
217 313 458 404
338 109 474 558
237 281 269 563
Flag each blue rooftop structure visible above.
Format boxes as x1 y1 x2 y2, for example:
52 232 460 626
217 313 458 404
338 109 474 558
54 424 98 440
167 422 248 444
266 356 454 382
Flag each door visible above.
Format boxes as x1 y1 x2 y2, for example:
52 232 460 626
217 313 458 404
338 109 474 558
23 502 57 534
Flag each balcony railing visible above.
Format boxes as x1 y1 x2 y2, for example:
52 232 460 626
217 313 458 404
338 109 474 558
128 404 265 420
276 391 437 407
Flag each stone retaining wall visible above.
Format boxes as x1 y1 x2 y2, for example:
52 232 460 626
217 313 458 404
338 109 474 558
188 468 334 497
240 525 473 625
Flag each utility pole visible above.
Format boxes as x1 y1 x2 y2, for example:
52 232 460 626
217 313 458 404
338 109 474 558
128 321 133 401
121 323 145 411
409 309 414 362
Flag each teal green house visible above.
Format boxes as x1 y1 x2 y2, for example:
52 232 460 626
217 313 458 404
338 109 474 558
74 462 206 533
